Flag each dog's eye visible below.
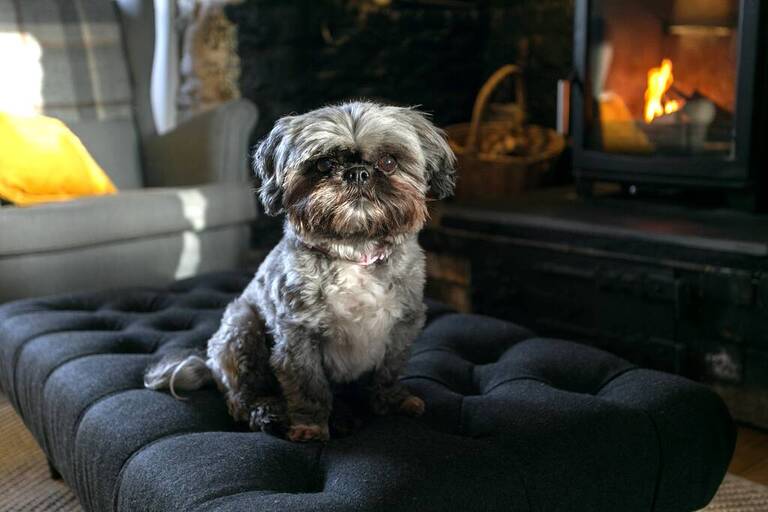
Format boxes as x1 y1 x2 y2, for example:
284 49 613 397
376 155 397 173
316 158 336 173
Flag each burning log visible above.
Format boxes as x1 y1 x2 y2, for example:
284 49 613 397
597 55 734 154
643 95 716 152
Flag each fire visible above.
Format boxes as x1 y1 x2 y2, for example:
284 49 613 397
644 58 681 123
664 100 680 114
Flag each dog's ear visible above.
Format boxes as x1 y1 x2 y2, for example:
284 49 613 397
252 116 296 216
402 108 457 200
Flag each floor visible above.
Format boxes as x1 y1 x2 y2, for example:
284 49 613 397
730 426 768 486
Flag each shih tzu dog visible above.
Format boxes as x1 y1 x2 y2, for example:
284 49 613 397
144 101 456 442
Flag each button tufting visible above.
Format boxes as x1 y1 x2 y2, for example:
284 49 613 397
44 299 101 313
0 271 735 512
407 348 480 397
110 334 157 354
175 294 232 310
73 316 126 332
100 295 170 314
138 313 198 332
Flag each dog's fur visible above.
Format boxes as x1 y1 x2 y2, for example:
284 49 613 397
144 101 456 442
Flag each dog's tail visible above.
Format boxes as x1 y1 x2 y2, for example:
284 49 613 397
143 350 212 400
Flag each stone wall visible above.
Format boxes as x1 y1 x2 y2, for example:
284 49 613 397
226 0 573 139
483 0 573 130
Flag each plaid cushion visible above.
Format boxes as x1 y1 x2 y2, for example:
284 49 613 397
0 0 133 122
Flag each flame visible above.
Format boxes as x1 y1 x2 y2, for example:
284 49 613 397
664 100 681 114
644 58 681 123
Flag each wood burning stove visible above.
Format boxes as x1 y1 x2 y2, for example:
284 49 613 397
569 0 767 208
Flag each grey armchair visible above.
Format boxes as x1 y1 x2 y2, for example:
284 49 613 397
0 0 258 302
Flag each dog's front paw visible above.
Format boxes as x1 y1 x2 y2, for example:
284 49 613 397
287 423 330 443
371 390 426 417
248 398 288 435
398 395 425 417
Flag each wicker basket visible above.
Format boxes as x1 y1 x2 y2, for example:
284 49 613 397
445 64 565 201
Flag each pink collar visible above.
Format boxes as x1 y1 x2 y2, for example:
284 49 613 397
301 241 391 266
356 247 391 266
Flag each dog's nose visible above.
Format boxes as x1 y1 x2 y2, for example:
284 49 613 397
343 167 370 185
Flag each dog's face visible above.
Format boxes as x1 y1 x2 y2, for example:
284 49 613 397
253 102 456 241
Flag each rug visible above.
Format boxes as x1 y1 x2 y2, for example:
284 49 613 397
0 395 81 511
0 393 763 511
701 474 768 511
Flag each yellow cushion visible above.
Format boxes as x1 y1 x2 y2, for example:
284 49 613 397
0 112 117 206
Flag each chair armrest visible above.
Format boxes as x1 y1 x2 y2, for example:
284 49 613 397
143 99 258 186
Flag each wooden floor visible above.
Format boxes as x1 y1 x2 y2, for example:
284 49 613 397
730 426 768 485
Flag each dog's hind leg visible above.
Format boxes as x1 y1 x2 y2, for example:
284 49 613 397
207 298 286 431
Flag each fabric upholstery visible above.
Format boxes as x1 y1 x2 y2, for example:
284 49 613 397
0 0 133 122
0 271 735 512
0 183 255 256
0 226 249 302
0 0 142 188
67 119 143 189
114 0 156 140
143 99 259 186
0 181 255 301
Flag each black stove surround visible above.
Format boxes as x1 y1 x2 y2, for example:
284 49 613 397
422 187 768 428
570 0 768 210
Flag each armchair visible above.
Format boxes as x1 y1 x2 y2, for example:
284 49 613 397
0 0 258 302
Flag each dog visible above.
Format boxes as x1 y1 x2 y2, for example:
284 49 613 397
144 101 456 442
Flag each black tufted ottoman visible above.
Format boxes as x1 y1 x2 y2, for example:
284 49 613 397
0 271 734 511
